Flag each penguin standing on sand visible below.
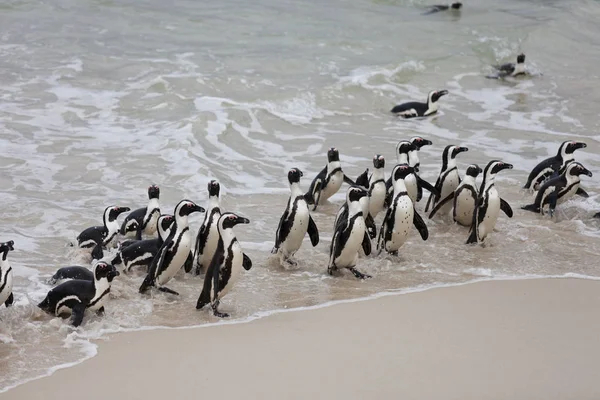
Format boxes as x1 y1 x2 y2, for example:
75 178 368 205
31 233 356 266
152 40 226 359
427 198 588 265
0 240 15 308
120 185 161 240
77 206 130 249
425 145 469 214
272 168 319 266
391 90 449 118
467 160 514 245
194 180 222 275
305 147 356 211
196 212 252 318
523 141 587 191
522 162 593 217
139 200 205 295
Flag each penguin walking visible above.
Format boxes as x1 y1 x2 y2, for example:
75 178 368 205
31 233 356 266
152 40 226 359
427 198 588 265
467 160 514 245
489 54 527 79
194 180 222 276
378 165 429 255
334 183 376 240
196 212 252 318
391 90 449 118
139 200 205 295
77 206 130 249
428 164 482 227
328 186 372 279
425 145 469 214
408 136 433 173
366 155 387 221
522 162 593 217
272 168 319 266
0 240 15 308
120 185 161 240
523 141 587 191
305 147 356 211
37 261 120 327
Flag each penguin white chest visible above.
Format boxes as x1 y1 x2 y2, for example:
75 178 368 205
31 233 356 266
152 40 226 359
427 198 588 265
282 200 310 256
405 175 418 203
197 212 221 266
386 195 414 251
369 182 386 218
557 182 580 206
335 217 365 267
321 171 344 201
144 209 160 236
157 231 192 286
0 265 13 305
479 188 500 239
454 188 477 226
218 242 244 299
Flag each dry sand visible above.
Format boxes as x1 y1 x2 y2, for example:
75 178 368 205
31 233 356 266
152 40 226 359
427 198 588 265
3 278 600 400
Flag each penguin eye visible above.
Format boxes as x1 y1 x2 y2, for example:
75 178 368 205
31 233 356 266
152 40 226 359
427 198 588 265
229 215 236 220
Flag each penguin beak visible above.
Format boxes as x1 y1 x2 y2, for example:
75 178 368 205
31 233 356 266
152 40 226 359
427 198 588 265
573 142 587 150
477 166 483 174
500 163 514 171
422 139 433 146
582 168 593 177
457 147 468 153
437 90 449 97
7 240 14 251
118 207 130 214
191 204 206 214
236 216 250 225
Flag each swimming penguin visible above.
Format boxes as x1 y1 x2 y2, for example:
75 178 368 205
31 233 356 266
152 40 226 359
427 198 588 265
139 200 205 295
48 266 94 285
378 165 429 256
272 168 319 266
594 212 600 219
0 240 15 308
490 53 527 79
428 164 482 226
466 160 514 245
120 185 160 240
305 147 356 211
522 162 593 217
523 141 587 191
77 206 130 249
193 180 222 276
424 2 462 14
196 212 252 318
425 145 469 214
37 261 120 327
408 136 433 173
328 186 372 279
391 90 449 118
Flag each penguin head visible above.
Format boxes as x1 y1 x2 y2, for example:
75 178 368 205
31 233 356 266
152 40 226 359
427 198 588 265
396 141 415 158
485 160 513 176
219 213 250 230
123 219 140 235
560 140 587 157
207 180 221 198
428 90 449 104
0 240 14 258
516 53 526 64
373 155 385 169
157 214 175 237
444 145 469 160
105 206 131 223
94 261 120 282
465 164 482 178
347 186 367 203
410 136 433 150
175 200 205 218
392 163 414 181
288 168 303 184
566 162 593 178
327 148 340 163
451 2 462 9
147 185 160 200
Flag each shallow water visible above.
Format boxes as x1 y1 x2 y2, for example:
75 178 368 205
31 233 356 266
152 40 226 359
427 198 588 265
1 0 600 393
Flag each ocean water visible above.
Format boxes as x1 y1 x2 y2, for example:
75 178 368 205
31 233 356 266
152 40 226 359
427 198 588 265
1 0 600 393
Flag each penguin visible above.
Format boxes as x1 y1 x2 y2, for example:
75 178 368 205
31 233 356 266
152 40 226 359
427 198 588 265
48 266 94 285
425 145 469 214
408 136 433 173
328 186 372 279
196 212 252 318
193 180 222 276
305 147 356 211
334 184 377 239
424 2 462 14
490 53 527 79
77 206 130 249
37 261 120 327
466 160 514 245
522 162 593 217
428 164 482 227
523 141 587 191
377 165 428 256
272 168 319 266
391 90 449 118
0 240 15 308
366 155 387 221
139 200 205 295
594 212 600 219
120 185 160 240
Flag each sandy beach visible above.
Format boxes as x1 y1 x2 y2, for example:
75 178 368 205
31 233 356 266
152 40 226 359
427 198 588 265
3 278 600 400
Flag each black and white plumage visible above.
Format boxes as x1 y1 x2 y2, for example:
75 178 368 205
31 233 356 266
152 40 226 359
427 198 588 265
334 183 377 240
408 136 433 173
490 53 527 78
305 147 356 211
594 212 600 219
196 213 252 318
37 261 120 327
272 168 319 266
194 180 222 276
522 162 593 217
467 160 514 245
365 155 387 221
0 241 15 308
378 165 428 256
425 145 469 214
391 90 449 118
328 186 372 280
424 2 462 14
523 141 587 191
120 185 161 240
77 206 130 249
139 200 205 295
429 164 482 227
48 266 94 285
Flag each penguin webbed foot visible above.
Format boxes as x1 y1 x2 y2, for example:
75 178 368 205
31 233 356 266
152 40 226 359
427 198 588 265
349 267 371 280
284 258 298 267
158 287 180 296
70 304 86 327
96 306 105 316
5 292 14 307
211 301 229 318
194 264 204 276
388 250 398 257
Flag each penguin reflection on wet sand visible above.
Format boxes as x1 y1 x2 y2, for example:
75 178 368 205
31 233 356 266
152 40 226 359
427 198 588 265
305 147 356 211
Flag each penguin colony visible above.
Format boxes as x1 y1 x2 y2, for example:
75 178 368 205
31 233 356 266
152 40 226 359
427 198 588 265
1 5 598 327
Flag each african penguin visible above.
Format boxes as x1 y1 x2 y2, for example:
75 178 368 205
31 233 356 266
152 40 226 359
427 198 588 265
425 145 469 214
490 53 527 79
523 141 587 191
0 240 15 308
77 206 130 249
467 160 514 245
120 185 161 240
391 90 449 118
194 180 222 276
37 261 120 327
408 136 433 173
334 183 377 240
424 2 462 14
305 147 356 211
522 162 593 217
366 155 387 221
196 212 252 318
48 266 94 285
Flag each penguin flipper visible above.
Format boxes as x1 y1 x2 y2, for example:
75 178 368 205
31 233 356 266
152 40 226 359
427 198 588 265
500 198 513 218
576 187 589 198
70 303 86 327
242 253 252 271
272 206 290 253
361 231 372 256
521 204 540 213
355 169 369 189
365 213 377 239
183 251 194 273
91 244 104 261
547 191 559 218
428 192 455 219
197 244 224 310
466 199 481 244
343 174 356 186
307 215 320 247
413 209 429 241
4 292 14 307
416 175 440 197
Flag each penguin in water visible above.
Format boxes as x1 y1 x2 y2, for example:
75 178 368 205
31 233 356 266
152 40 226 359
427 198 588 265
408 136 433 173
363 155 388 222
48 266 94 285
523 141 587 191
522 162 593 217
467 160 514 245
120 185 161 240
594 212 600 219
0 240 15 308
193 180 222 276
196 212 252 318
428 164 482 227
139 200 205 295
272 168 319 266
424 2 462 14
38 261 120 327
425 145 469 214
378 165 428 256
77 206 130 249
334 183 377 240
488 54 527 79
328 186 372 279
391 90 449 118
305 147 356 211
